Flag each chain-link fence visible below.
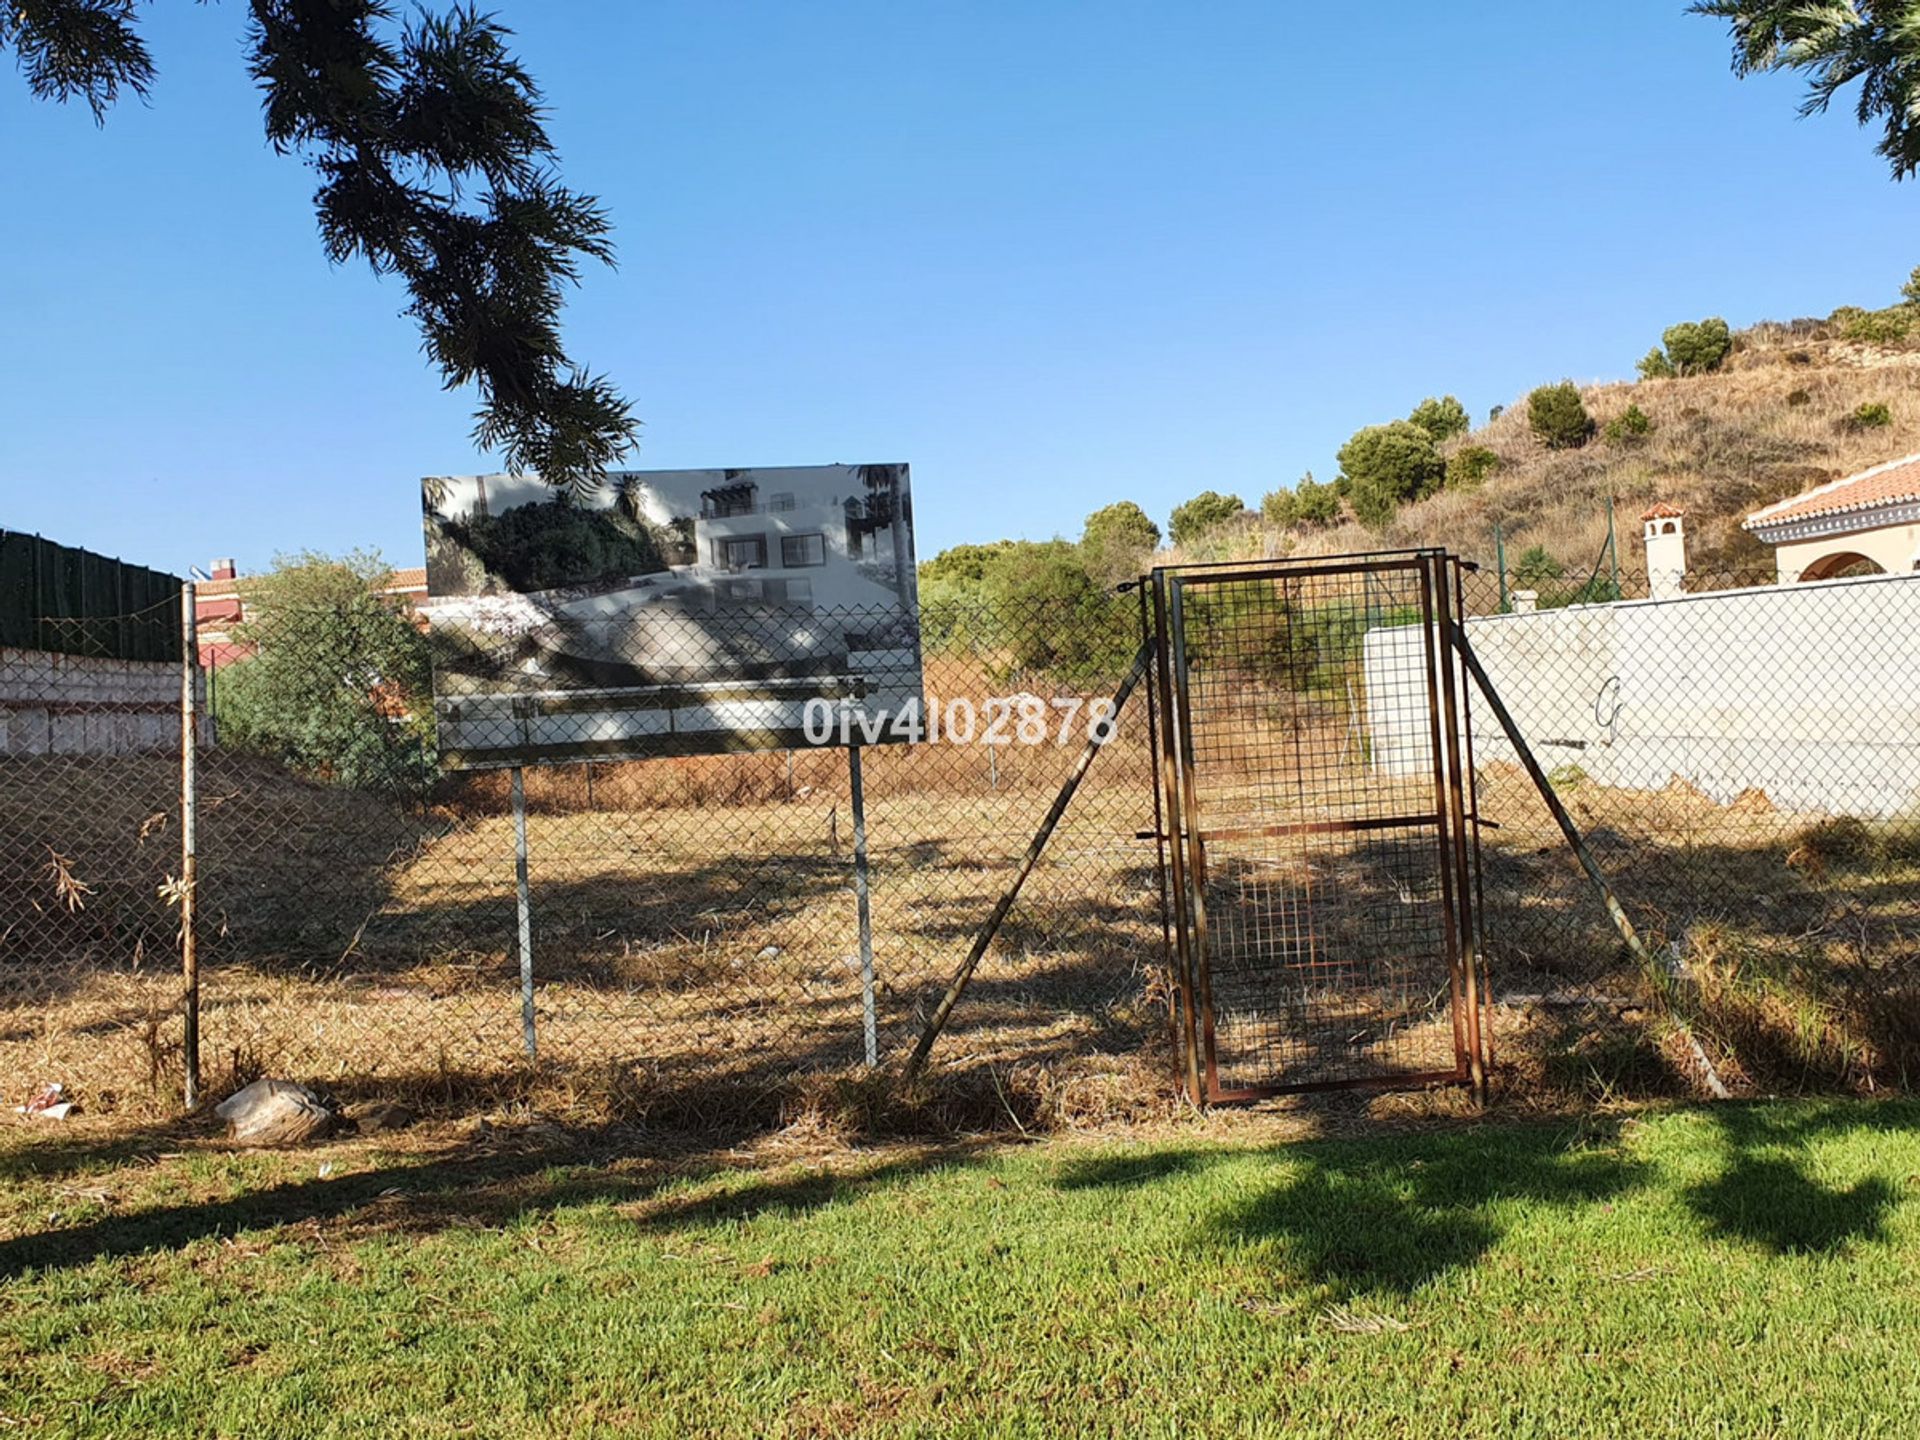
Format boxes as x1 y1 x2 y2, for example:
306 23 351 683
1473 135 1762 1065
2 606 193 1113
3 561 1918 1123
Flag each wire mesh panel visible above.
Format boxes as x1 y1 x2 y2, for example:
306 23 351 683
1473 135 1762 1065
180 587 1162 1110
1158 553 1484 1099
0 608 192 1116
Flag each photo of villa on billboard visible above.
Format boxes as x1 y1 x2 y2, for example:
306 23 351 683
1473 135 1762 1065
421 464 922 767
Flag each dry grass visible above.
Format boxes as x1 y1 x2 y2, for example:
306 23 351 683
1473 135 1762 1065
1175 327 1920 581
12 734 1917 1137
9 600 1920 1137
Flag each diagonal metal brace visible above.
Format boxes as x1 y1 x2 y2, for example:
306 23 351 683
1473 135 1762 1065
901 641 1154 1084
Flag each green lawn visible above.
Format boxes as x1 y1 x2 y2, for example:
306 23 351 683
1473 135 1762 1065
5 1099 1920 1437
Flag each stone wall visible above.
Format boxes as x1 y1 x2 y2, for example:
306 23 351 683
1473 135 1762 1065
0 646 205 756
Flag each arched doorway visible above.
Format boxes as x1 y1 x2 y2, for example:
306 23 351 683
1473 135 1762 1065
1797 551 1887 581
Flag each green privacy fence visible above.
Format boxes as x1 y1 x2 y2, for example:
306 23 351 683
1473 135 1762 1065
0 530 182 662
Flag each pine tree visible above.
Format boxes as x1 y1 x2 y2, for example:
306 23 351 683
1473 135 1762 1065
2 1 635 496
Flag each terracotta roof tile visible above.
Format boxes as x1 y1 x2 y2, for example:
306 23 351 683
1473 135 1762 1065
1641 502 1685 521
1746 453 1920 530
193 566 427 597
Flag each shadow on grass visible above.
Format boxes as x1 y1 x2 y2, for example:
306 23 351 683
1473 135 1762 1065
1682 1102 1909 1253
0 1119 997 1281
7 1098 1919 1291
1064 1099 1920 1298
1053 1149 1208 1191
1198 1119 1646 1297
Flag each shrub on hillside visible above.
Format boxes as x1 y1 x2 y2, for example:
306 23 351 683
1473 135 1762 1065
1903 266 1920 308
979 541 1137 681
1839 401 1893 432
1336 421 1445 528
1261 474 1342 530
1407 395 1470 444
1167 490 1246 547
917 541 1016 652
1079 501 1160 584
1841 307 1914 345
1526 382 1594 450
1636 348 1675 381
1786 388 1811 407
1294 475 1340 524
1261 488 1299 529
1445 444 1502 490
1661 317 1733 375
1603 404 1653 444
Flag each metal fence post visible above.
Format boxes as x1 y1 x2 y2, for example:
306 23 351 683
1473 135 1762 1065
179 581 200 1110
511 765 537 1059
849 742 877 1067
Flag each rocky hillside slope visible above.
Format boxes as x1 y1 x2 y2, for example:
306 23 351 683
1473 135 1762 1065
1269 320 1920 582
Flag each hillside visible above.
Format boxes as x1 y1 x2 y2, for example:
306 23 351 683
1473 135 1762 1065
1288 321 1920 581
1128 316 1920 586
921 309 1920 619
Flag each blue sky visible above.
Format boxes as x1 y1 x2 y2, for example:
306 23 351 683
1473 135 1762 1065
2 1 1914 578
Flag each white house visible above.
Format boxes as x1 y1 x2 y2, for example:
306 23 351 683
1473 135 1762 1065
1745 453 1920 583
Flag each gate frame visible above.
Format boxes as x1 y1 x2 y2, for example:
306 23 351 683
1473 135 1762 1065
1147 549 1490 1105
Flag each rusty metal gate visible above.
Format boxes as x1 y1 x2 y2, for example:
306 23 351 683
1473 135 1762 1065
1149 550 1489 1102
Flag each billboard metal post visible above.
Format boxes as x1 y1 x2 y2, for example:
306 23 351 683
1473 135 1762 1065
849 742 878 1067
179 581 201 1110
510 765 537 1059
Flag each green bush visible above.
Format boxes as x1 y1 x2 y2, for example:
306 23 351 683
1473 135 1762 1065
1167 490 1246 547
1903 265 1920 308
1260 488 1300 529
1407 395 1470 444
920 541 1137 682
1841 306 1914 344
1840 401 1893 432
1294 475 1341 525
1526 382 1594 450
1261 473 1341 529
1660 317 1733 375
919 540 1015 591
1511 544 1565 588
1636 347 1675 381
1336 420 1444 528
1445 445 1502 490
1079 501 1160 584
980 541 1137 681
217 552 435 797
1602 403 1653 443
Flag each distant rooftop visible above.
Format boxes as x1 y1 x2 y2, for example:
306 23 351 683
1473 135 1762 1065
194 566 428 600
1745 453 1920 532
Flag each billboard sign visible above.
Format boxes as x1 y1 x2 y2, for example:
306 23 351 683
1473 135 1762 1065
421 464 922 767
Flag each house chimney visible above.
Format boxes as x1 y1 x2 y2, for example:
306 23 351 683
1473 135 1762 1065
211 557 237 581
1641 505 1687 600
1511 589 1538 614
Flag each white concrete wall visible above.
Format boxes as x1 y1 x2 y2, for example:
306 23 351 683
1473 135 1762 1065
0 647 203 757
1773 518 1920 583
1363 570 1920 818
